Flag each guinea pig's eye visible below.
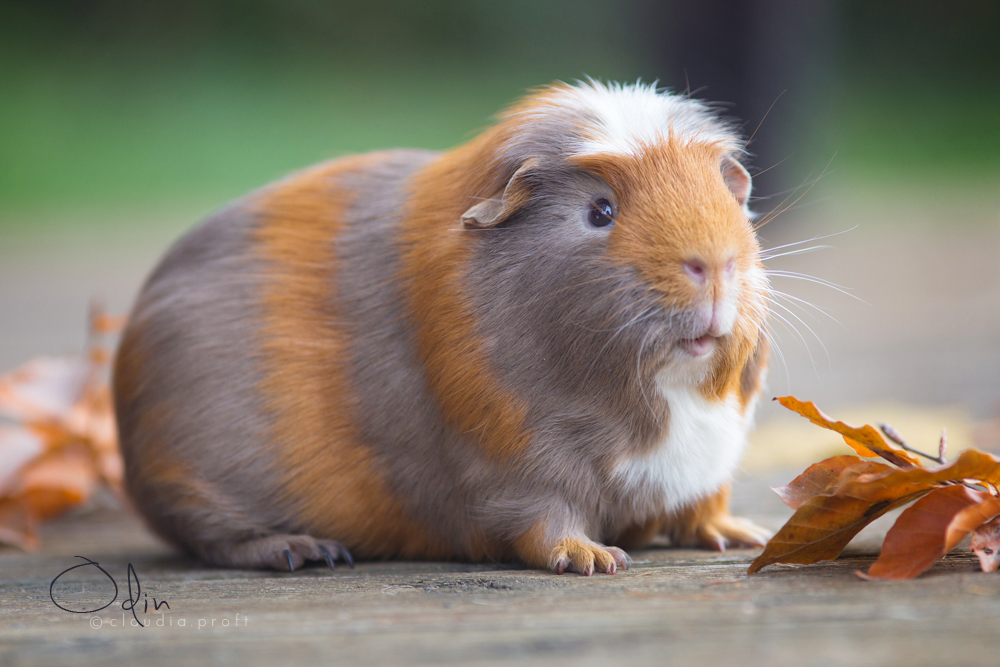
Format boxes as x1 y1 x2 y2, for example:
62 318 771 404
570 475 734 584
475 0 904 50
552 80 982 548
589 198 615 228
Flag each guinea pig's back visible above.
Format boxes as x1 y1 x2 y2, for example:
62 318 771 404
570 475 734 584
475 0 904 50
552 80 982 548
114 149 449 561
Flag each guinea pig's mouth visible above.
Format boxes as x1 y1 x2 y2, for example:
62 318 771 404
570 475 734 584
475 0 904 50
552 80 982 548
679 334 717 357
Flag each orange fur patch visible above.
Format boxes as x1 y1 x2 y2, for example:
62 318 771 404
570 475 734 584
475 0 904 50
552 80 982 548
663 482 733 545
253 156 451 560
398 140 535 462
509 518 552 569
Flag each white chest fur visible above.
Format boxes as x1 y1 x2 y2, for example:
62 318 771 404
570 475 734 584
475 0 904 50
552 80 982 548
608 385 750 523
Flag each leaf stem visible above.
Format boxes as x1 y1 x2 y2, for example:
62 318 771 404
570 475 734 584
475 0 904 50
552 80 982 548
878 422 946 465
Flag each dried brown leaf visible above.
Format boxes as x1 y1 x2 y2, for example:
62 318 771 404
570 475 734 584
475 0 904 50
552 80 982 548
0 310 124 550
864 486 1000 580
0 357 91 423
0 498 38 551
750 447 1000 574
774 455 893 510
90 313 126 335
853 448 1000 491
0 425 46 494
748 486 929 575
775 396 925 469
17 444 97 520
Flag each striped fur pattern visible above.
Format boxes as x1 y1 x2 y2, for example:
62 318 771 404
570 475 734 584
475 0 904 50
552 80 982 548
114 81 771 574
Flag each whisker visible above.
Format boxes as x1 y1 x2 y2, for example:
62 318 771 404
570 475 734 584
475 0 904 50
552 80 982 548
748 153 792 181
636 326 662 427
760 326 791 389
765 271 868 303
768 300 830 367
505 272 630 310
573 297 658 333
770 292 823 324
758 226 859 254
756 195 833 223
753 154 836 231
768 310 820 374
760 244 833 260
750 184 813 202
582 305 660 381
770 290 843 327
742 90 786 153
751 172 821 229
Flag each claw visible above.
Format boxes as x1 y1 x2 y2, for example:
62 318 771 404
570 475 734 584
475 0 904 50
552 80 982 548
319 545 336 570
343 548 355 569
284 547 295 572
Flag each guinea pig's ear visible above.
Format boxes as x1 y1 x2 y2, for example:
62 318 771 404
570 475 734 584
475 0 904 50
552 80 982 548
461 159 539 228
721 156 752 208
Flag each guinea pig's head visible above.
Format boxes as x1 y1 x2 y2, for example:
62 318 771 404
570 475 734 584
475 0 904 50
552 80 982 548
458 82 769 407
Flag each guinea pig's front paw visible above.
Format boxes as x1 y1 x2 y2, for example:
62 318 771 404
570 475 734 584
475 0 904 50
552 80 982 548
683 514 772 552
549 537 631 576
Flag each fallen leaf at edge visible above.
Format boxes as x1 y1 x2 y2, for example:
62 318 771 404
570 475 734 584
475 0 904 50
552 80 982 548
864 485 1000 580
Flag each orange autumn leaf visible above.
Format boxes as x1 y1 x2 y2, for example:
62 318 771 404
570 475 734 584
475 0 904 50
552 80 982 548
0 425 46 494
751 442 1000 574
863 486 1000 580
752 399 1000 578
90 313 126 335
774 455 893 510
0 357 93 424
16 445 96 520
748 483 930 575
851 448 1000 490
0 307 123 550
775 396 925 469
0 497 38 551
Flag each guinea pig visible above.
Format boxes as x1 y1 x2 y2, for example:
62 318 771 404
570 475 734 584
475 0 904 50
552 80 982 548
113 80 772 575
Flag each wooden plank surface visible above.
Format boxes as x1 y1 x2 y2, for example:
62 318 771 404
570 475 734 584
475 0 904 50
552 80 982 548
2 477 997 667
1 211 998 665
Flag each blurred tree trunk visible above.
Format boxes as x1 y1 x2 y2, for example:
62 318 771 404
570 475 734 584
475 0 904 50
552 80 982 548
639 0 837 211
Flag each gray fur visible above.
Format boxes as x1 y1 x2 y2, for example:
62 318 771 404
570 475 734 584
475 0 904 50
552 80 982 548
114 201 292 558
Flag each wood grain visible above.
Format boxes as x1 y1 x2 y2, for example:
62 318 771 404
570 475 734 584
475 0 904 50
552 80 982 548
2 477 998 666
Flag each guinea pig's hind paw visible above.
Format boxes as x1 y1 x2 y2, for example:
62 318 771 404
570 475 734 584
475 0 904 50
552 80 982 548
215 534 355 571
550 538 630 576
696 515 772 551
279 537 354 571
319 543 355 569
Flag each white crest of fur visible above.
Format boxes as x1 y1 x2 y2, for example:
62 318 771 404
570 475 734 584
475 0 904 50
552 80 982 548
545 81 742 158
609 385 750 520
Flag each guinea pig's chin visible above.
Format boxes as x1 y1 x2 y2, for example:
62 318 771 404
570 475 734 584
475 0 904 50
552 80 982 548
655 338 718 386
678 334 716 358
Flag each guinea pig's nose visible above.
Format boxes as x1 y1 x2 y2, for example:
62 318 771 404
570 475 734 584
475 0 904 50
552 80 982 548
682 259 708 285
683 256 737 288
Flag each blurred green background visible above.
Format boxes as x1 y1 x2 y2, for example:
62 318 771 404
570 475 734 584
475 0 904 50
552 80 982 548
1 0 998 226
0 1 998 446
